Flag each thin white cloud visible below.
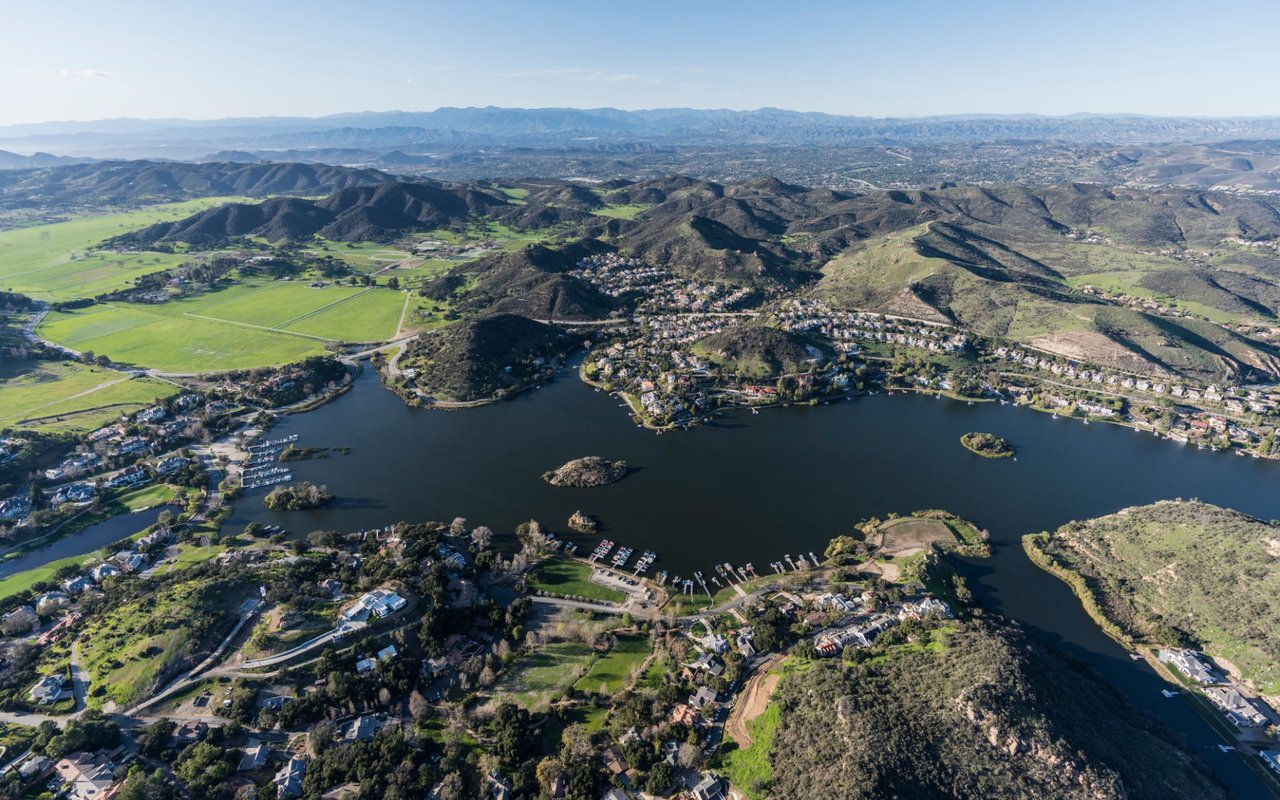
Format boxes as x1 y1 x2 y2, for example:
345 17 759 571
500 68 658 84
59 69 114 79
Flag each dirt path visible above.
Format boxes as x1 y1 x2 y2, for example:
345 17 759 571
726 654 783 748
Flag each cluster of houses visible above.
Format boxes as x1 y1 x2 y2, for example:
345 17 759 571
777 299 969 356
1156 649 1273 729
812 593 951 656
992 345 1278 418
571 253 756 315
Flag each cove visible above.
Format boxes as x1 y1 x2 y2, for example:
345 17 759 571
231 367 1280 797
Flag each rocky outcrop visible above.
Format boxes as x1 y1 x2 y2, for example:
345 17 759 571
542 456 629 488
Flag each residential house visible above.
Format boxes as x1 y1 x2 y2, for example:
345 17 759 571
272 757 306 798
485 771 513 800
691 772 728 800
90 563 121 583
173 720 208 746
377 644 398 662
1261 750 1280 776
1204 686 1268 727
602 745 629 776
1158 649 1219 685
63 575 94 595
0 495 33 521
2 605 39 634
671 704 698 727
339 588 406 622
53 751 119 800
344 715 384 742
238 742 269 771
34 591 71 615
29 674 67 705
106 466 149 490
155 456 189 475
688 686 718 710
355 657 378 674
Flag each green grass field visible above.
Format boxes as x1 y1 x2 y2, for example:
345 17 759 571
573 635 650 695
304 240 413 272
38 280 406 371
592 204 651 220
0 198 248 301
528 559 626 604
0 361 176 432
495 640 593 710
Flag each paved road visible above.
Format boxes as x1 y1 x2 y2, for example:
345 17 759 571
528 596 630 616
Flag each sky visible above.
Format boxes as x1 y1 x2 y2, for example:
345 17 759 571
1 0 1278 125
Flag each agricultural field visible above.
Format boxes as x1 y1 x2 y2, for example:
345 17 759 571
0 197 248 301
527 558 627 604
0 360 176 432
38 280 407 372
303 240 414 272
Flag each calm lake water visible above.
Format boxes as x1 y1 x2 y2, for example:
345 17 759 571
229 367 1280 797
0 504 169 580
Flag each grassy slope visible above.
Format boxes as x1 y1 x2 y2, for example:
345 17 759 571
817 222 1280 382
0 361 175 431
1027 499 1280 694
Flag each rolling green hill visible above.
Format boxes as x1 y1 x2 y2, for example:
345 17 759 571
1026 500 1280 695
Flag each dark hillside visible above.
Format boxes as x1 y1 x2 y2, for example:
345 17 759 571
768 620 1224 800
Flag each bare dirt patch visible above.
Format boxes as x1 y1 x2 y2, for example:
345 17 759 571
727 654 783 748
872 517 956 557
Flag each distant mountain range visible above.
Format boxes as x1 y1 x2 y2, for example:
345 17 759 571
0 160 395 211
5 107 1280 160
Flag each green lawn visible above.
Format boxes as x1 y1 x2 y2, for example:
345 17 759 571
573 635 650 695
0 361 175 432
117 483 179 511
37 279 406 372
528 559 626 604
0 198 248 301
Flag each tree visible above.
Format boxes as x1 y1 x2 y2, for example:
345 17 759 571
536 758 565 794
470 526 494 551
387 277 400 290
115 768 176 800
409 690 431 721
677 741 703 769
646 762 675 795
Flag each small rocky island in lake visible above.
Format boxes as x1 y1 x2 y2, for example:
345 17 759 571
543 456 629 488
960 432 1015 459
568 510 600 533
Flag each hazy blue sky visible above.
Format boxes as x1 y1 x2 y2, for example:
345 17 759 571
1 0 1277 124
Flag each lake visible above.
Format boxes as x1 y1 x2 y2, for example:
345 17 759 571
230 366 1280 797
0 504 170 580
